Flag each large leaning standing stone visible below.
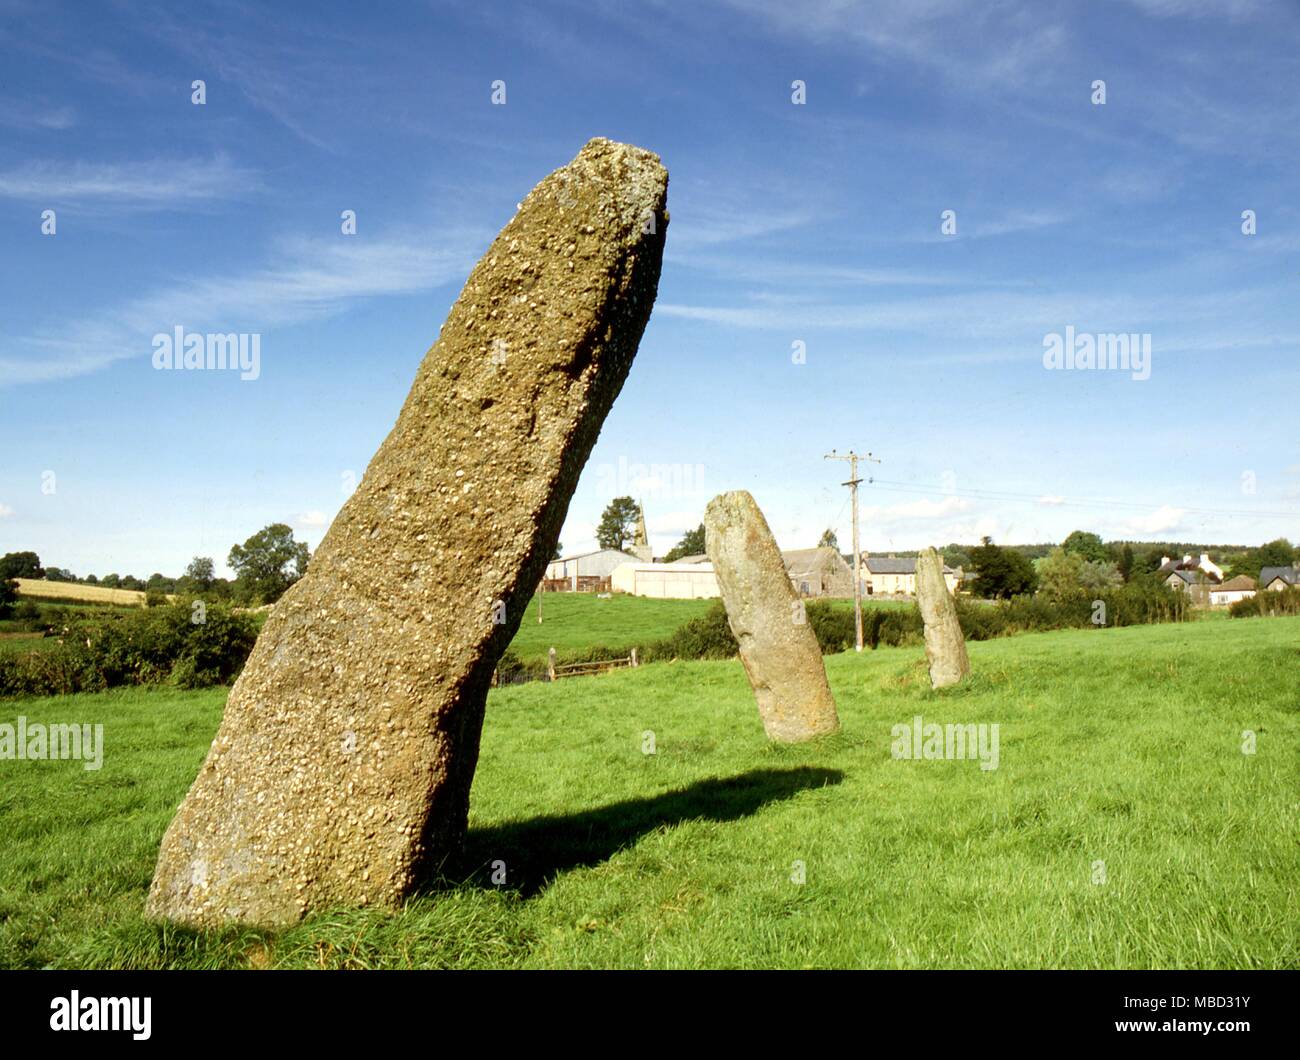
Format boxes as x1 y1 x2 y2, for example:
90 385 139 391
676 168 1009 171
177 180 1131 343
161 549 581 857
146 138 669 928
704 491 840 742
916 546 970 689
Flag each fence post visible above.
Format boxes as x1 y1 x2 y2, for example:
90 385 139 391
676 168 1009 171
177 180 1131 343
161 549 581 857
548 647 557 682
630 647 638 668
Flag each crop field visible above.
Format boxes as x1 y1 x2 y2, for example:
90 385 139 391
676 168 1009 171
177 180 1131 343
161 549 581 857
1 613 1295 970
14 578 149 607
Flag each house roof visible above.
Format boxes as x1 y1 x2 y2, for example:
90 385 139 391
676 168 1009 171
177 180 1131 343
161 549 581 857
551 548 636 563
669 553 709 565
1212 575 1257 592
1259 566 1299 586
862 556 955 575
781 547 850 576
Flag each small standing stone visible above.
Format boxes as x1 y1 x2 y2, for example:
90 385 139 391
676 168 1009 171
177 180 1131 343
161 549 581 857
915 546 970 688
704 491 840 742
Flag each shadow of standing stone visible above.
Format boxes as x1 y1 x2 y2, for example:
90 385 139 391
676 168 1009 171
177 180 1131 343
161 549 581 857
146 138 669 928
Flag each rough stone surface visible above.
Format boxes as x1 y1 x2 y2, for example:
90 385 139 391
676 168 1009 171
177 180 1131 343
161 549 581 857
146 138 669 928
916 546 970 689
704 491 840 742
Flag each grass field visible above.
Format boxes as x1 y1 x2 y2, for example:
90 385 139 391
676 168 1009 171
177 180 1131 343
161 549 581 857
1 612 1295 969
507 591 907 662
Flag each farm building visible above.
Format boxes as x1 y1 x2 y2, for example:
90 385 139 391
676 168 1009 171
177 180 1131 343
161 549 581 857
610 561 719 599
1259 566 1300 592
1208 575 1256 607
782 547 854 597
544 548 638 591
861 554 961 596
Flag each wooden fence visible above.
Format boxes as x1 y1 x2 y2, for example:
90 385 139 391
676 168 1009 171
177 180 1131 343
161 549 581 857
547 646 639 681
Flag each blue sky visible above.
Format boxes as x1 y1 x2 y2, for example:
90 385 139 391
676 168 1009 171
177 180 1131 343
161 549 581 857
1 0 1297 577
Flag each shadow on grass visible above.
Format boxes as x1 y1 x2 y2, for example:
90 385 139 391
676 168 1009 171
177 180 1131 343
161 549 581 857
434 766 843 898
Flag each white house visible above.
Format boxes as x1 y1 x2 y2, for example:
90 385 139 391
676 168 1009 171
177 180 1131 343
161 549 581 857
1208 575 1256 607
860 554 961 596
1158 553 1223 582
611 561 719 599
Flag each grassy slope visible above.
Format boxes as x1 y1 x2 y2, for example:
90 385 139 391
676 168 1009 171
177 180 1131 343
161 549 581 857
0 616 1295 969
506 592 906 662
507 593 714 661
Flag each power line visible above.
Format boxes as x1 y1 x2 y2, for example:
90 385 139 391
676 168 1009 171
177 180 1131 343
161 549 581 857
861 478 1299 521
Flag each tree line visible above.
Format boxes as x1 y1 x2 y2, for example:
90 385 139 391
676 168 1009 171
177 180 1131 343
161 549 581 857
0 523 312 616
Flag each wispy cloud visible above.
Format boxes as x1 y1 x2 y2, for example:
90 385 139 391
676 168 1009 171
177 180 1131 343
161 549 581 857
0 503 14 518
0 98 77 130
0 155 260 208
1 227 487 386
718 0 1069 89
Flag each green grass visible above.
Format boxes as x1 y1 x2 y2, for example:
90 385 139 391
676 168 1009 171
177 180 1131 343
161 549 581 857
506 593 714 661
505 592 908 662
0 636 56 655
0 616 1296 969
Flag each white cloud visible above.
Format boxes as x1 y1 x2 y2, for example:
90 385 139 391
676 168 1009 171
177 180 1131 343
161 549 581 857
297 511 330 528
0 154 260 207
864 496 974 522
0 503 14 517
1125 505 1186 534
1037 495 1066 506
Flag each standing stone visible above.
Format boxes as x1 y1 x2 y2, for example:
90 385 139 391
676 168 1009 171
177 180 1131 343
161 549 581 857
915 546 970 688
146 138 669 928
704 491 840 742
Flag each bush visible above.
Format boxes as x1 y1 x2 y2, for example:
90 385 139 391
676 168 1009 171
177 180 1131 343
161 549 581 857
804 600 857 653
643 602 738 662
1229 586 1300 618
0 599 258 698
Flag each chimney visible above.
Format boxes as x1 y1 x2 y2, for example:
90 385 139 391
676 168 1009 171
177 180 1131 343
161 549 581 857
1200 553 1210 566
1182 554 1192 565
1160 556 1171 567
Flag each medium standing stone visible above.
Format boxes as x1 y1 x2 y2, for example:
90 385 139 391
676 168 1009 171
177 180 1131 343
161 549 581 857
915 546 970 688
146 138 669 928
704 491 840 742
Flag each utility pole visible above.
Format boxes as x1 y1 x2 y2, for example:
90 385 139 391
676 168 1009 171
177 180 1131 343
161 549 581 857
824 449 881 652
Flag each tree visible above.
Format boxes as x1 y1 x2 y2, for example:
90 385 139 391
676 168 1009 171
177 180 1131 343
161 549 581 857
817 528 839 551
596 497 642 552
1078 559 1122 594
120 575 142 591
44 567 76 582
0 576 17 617
228 524 311 604
1118 543 1134 582
664 523 706 563
101 573 121 588
0 551 43 580
1036 547 1084 601
185 556 216 592
970 537 1038 599
1229 537 1297 581
553 543 563 560
1061 530 1108 564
